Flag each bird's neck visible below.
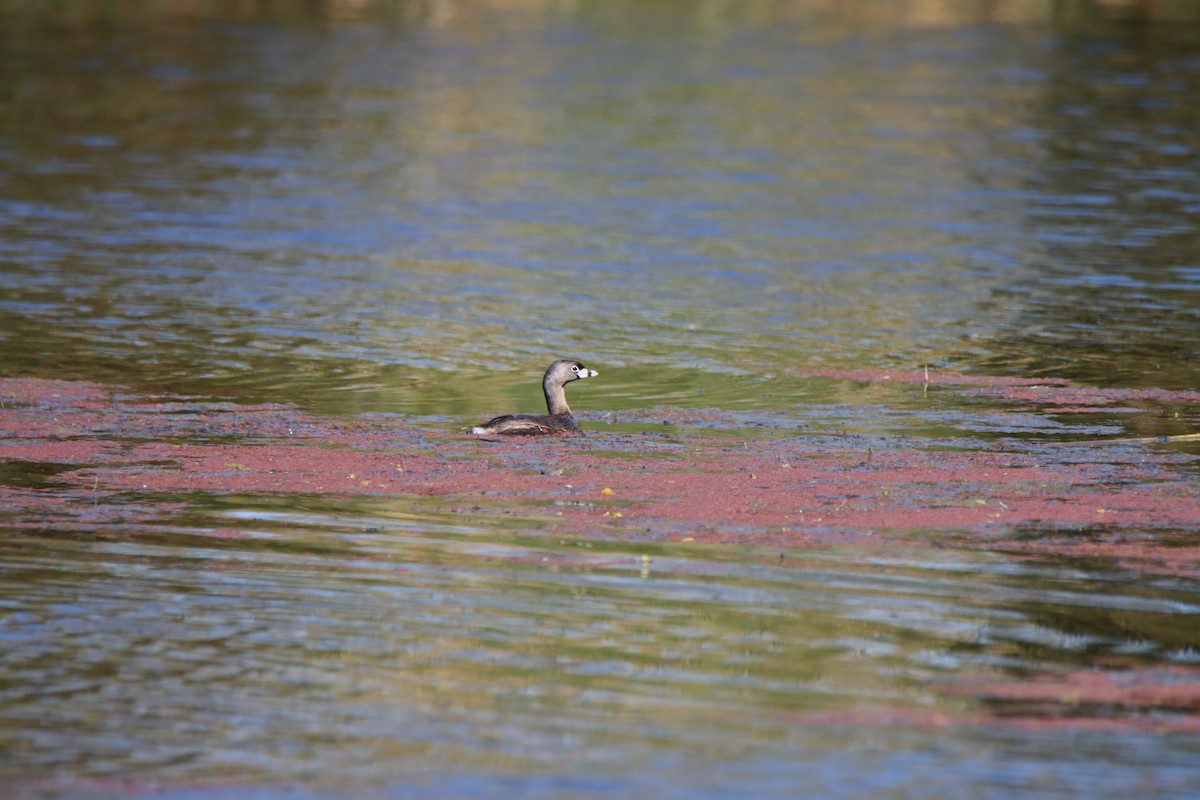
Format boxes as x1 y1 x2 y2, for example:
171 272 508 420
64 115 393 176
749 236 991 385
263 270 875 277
544 382 572 416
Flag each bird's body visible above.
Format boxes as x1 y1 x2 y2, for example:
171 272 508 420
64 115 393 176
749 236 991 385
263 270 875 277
471 359 598 437
471 412 582 436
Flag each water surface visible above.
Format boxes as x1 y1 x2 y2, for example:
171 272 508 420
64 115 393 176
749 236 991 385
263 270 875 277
2 2 1200 798
2 1 1198 411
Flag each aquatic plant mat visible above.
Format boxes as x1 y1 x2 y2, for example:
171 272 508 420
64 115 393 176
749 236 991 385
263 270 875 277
2 375 1199 799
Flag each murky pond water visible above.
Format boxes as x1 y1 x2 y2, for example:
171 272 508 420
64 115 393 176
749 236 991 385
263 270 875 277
2 1 1200 798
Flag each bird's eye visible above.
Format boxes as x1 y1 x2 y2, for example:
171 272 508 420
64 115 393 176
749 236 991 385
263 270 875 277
571 365 580 372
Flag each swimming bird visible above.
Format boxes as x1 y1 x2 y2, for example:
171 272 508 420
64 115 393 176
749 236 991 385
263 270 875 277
471 359 598 436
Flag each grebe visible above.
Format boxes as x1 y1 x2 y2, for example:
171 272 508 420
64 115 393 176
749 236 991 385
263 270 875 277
471 359 598 436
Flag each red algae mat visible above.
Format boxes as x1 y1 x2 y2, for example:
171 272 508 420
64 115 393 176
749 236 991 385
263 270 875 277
2 376 1197 564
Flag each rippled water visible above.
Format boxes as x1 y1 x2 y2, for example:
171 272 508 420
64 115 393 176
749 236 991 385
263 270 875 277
5 498 1200 798
2 0 1199 413
2 1 1200 798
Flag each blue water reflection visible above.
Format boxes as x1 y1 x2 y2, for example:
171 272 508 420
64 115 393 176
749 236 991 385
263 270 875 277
1 2 1197 407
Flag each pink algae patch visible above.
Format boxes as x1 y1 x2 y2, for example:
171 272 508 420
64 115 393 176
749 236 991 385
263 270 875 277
966 667 1200 711
987 538 1200 580
793 667 1200 733
795 705 1200 734
927 667 1200 731
794 366 1200 403
1 377 1198 555
792 367 1072 388
0 377 114 405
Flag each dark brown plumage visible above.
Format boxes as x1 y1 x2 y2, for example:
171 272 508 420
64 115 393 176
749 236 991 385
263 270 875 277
471 359 598 436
